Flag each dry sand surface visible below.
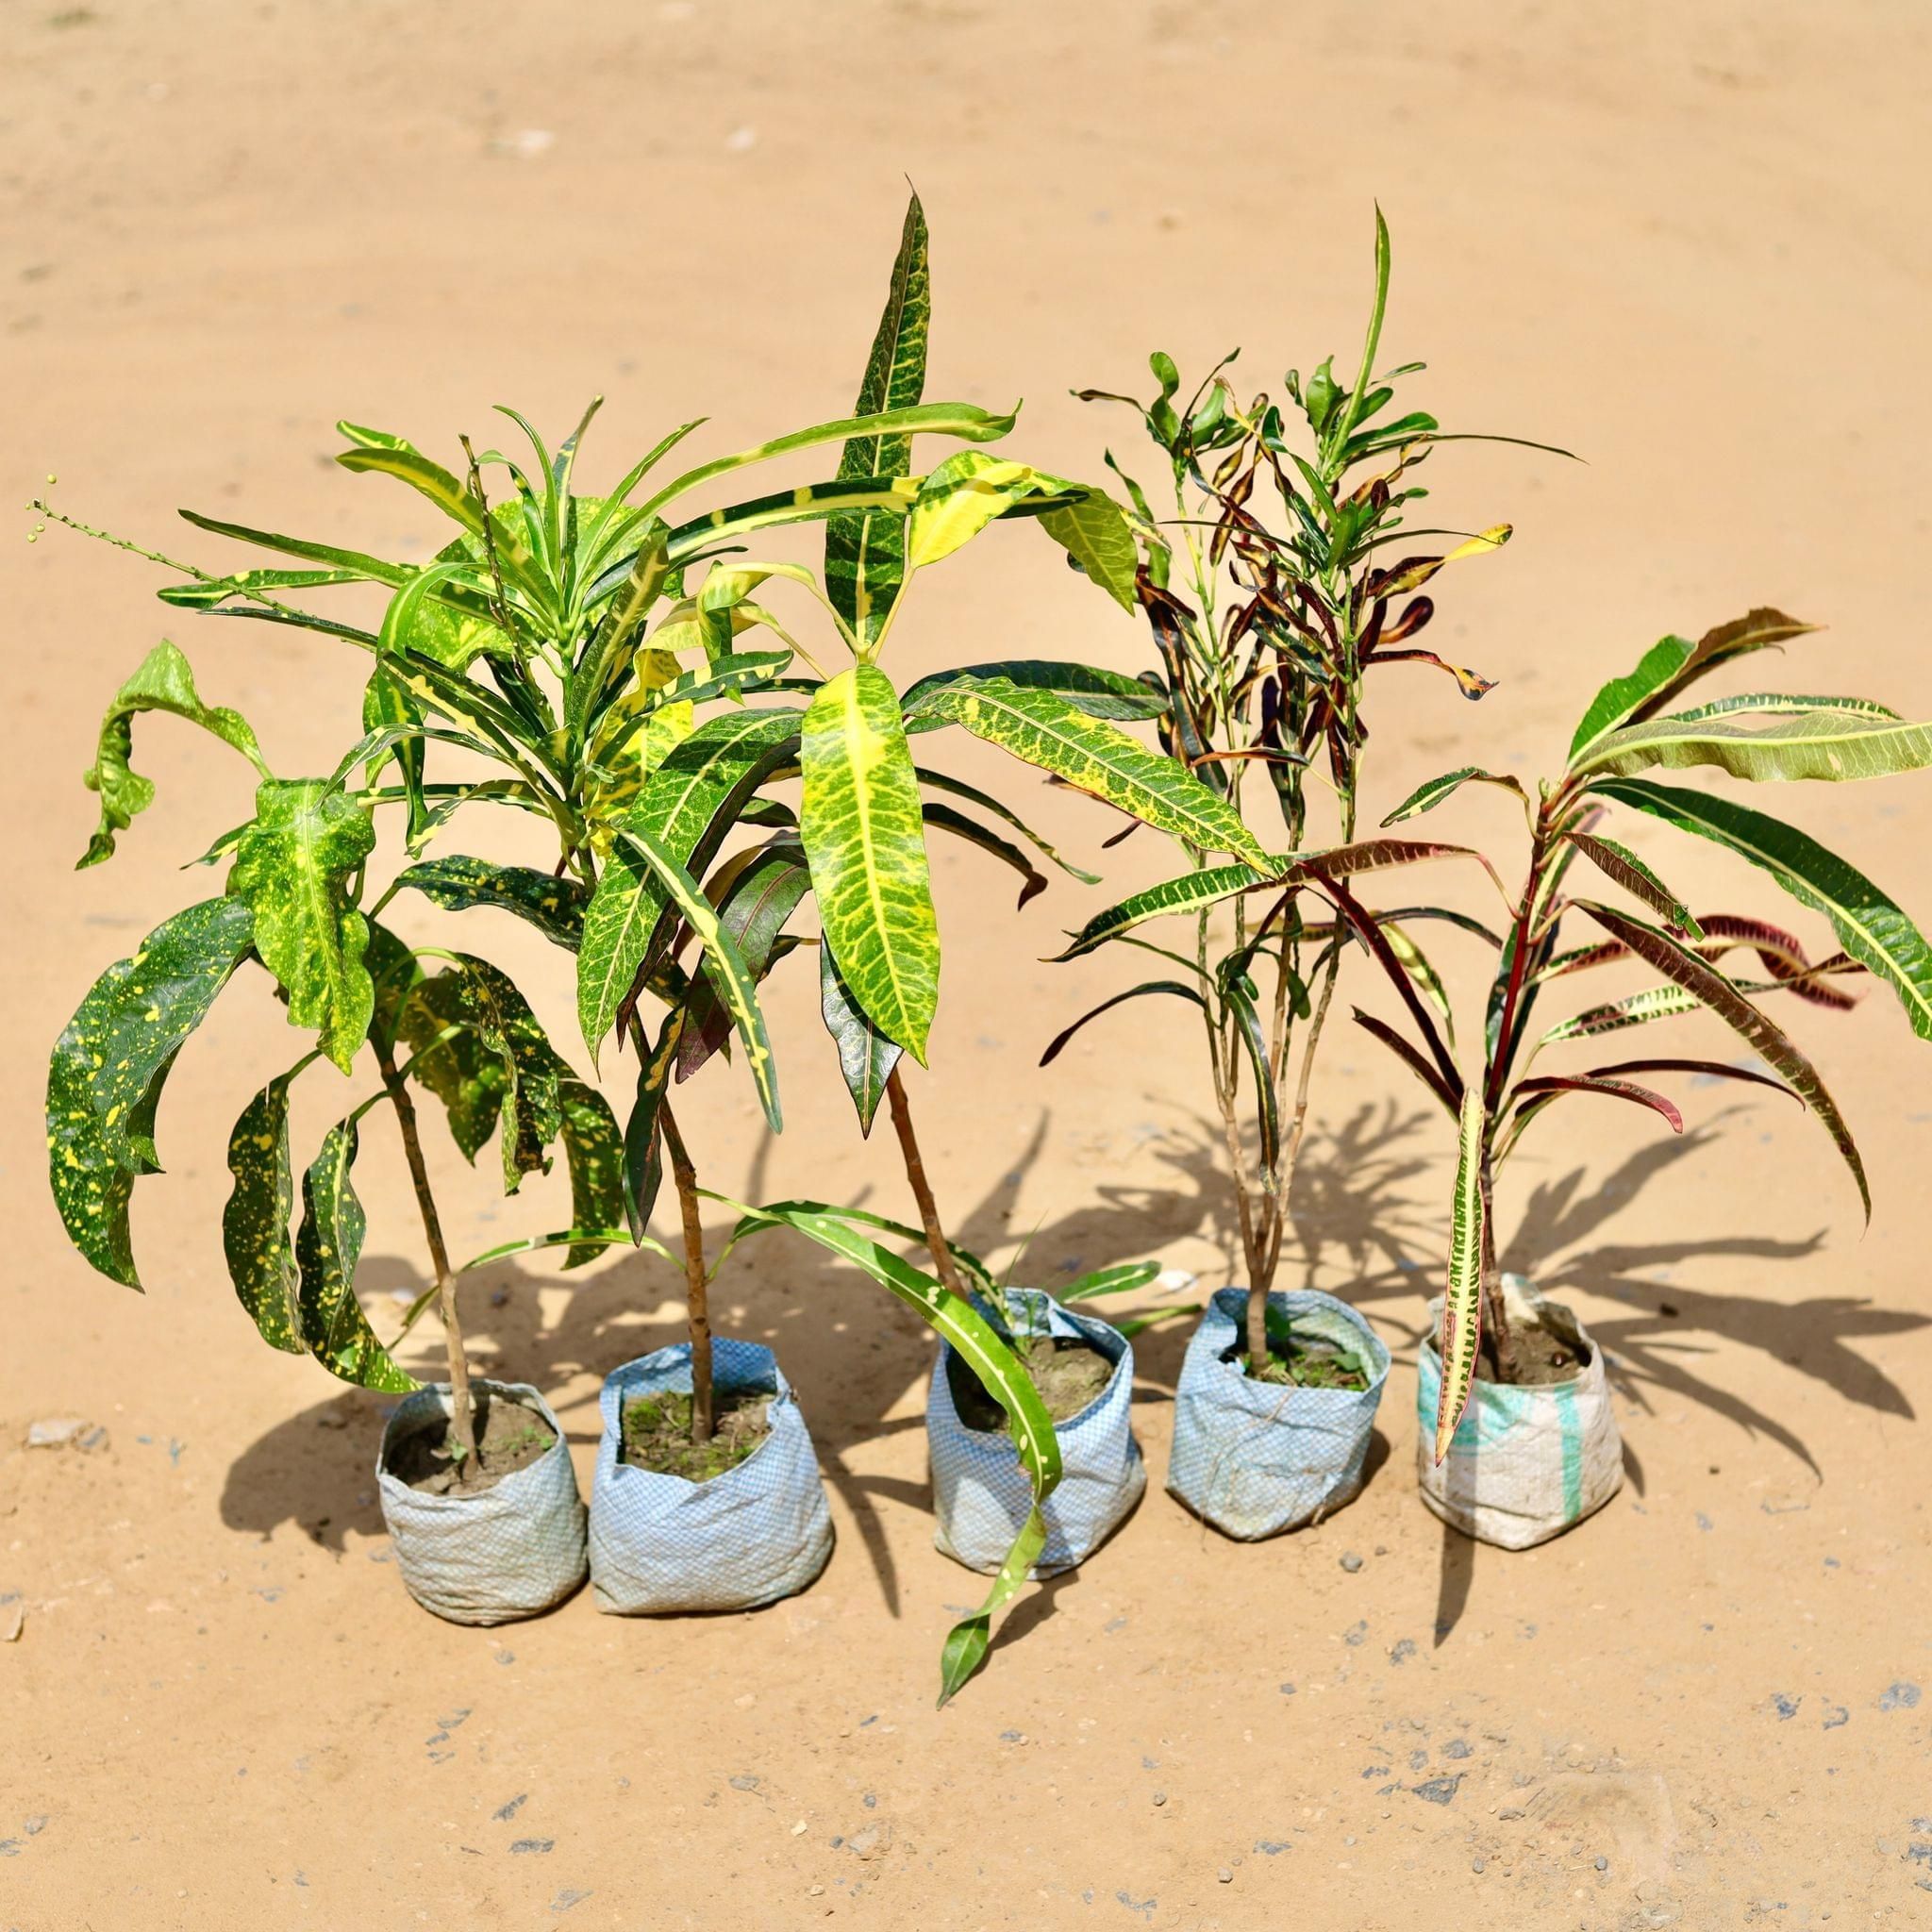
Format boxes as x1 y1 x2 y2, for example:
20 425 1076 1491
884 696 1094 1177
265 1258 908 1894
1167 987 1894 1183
7 3 1932 1925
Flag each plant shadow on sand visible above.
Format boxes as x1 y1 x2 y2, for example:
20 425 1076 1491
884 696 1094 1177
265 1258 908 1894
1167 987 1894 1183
221 1097 1924 1651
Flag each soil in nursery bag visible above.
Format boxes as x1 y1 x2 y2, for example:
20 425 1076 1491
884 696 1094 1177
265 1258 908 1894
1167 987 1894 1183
620 1390 771 1481
1478 1320 1590 1387
950 1334 1114 1431
389 1388 558 1498
1233 1338 1372 1391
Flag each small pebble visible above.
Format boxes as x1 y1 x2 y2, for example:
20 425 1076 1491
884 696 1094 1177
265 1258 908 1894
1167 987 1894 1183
1473 1857 1486 1874
1152 1791 1166 1807
1217 1868 1233 1884
1340 1553 1363 1574
1595 1856 1608 1872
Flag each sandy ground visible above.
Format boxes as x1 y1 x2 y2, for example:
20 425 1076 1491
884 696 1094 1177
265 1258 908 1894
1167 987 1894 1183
7 3 1932 1925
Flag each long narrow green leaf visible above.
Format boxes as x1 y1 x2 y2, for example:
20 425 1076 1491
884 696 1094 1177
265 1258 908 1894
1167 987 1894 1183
913 767 1102 884
902 659 1163 729
47 898 257 1288
1380 764 1526 826
1039 979 1207 1064
1563 830 1702 938
827 190 929 648
801 666 941 1061
1575 898 1869 1216
916 675 1272 870
924 801 1047 908
1434 1085 1486 1463
713 1197 1061 1704
178 508 414 588
1595 777 1932 1042
1567 609 1815 762
820 942 902 1137
1577 708 1932 784
1053 864 1266 960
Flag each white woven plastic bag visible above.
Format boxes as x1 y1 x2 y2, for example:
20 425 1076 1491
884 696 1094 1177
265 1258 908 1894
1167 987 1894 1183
1417 1276 1623 1549
588 1339 833 1614
928 1289 1144 1577
375 1380 587 1625
1168 1288 1390 1539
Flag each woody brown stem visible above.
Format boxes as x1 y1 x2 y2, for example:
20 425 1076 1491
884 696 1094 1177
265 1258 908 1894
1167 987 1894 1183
885 1066 969 1301
658 1097 714 1443
375 1040 476 1464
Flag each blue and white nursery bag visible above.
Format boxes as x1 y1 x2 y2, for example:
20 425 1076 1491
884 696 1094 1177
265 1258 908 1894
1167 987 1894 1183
927 1289 1144 1577
1167 1288 1390 1540
1417 1277 1622 1550
376 1380 587 1626
588 1339 833 1614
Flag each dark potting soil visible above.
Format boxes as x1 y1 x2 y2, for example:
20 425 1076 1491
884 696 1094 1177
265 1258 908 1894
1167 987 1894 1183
392 1388 557 1498
620 1390 770 1481
952 1333 1115 1432
1231 1339 1372 1391
1477 1318 1590 1387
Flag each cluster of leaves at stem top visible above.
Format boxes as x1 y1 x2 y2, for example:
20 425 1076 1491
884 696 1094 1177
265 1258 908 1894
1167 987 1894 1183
1042 208 1551 1377
42 192 1249 1703
1360 607 1932 1458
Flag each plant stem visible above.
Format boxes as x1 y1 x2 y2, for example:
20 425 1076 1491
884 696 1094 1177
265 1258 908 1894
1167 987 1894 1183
375 1040 476 1463
885 1066 970 1302
658 1097 714 1443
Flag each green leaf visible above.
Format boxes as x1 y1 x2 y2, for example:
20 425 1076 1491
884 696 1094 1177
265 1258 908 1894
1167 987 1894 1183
1562 830 1702 938
826 189 929 649
1380 764 1525 827
1594 777 1932 1042
1053 864 1266 960
1059 1259 1161 1301
178 508 415 589
1036 484 1139 610
819 941 902 1136
801 666 941 1061
394 971 508 1162
1567 609 1815 762
713 1197 1061 1704
923 801 1047 909
294 1119 417 1391
901 659 1163 729
336 444 530 562
47 898 257 1288
905 453 1048 573
79 640 269 867
361 658 428 848
913 767 1103 884
1039 979 1207 1064
576 707 802 1062
1222 974 1281 1174
1537 984 1704 1048
226 779 376 1074
614 825 782 1130
1574 898 1869 1217
221 1065 307 1354
621 1010 682 1240
1434 1084 1486 1464
392 857 589 952
1575 707 1932 784
914 675 1272 870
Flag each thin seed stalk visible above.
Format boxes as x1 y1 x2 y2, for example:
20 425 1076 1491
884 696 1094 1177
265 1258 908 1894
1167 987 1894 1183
375 1040 477 1464
658 1097 714 1443
885 1066 970 1302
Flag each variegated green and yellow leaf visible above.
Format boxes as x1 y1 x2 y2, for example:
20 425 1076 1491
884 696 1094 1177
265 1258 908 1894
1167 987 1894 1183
1576 708 1932 785
914 675 1273 870
801 666 941 1060
294 1118 417 1391
79 640 270 868
1434 1084 1487 1464
222 1066 306 1354
46 898 257 1288
226 779 375 1074
392 856 589 952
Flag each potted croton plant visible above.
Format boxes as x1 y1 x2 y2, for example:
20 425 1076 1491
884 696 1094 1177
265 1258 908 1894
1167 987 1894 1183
1044 213 1547 1539
41 196 1252 1688
1356 608 1932 1546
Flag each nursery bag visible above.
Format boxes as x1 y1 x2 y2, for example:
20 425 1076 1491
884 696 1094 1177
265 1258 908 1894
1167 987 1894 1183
376 1380 587 1625
928 1288 1144 1576
588 1339 833 1614
1168 1288 1390 1539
